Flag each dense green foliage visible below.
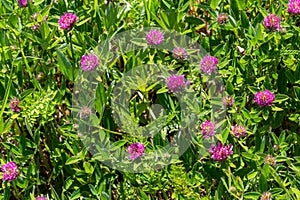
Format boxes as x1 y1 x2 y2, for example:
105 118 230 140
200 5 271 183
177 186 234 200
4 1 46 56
0 0 300 199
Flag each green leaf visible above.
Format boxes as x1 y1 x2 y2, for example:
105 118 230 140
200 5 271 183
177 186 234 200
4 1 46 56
243 192 261 199
70 189 81 200
65 157 81 165
210 0 220 10
57 48 74 81
226 81 234 95
271 106 283 111
274 94 289 103
110 140 127 151
95 82 106 121
84 162 94 174
64 177 74 190
291 187 300 198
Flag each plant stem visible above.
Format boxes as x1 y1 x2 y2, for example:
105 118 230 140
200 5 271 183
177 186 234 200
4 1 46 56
0 66 13 120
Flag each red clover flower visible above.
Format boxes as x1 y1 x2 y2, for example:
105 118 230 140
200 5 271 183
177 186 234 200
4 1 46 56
222 95 234 107
167 74 190 94
200 56 218 74
263 13 281 32
232 125 247 138
10 97 21 112
18 0 28 7
146 30 164 45
1 162 18 182
201 120 216 138
217 13 228 25
80 106 92 119
80 54 100 71
173 47 187 60
209 142 233 162
254 90 275 107
128 143 145 160
261 192 272 200
58 13 78 30
288 0 300 15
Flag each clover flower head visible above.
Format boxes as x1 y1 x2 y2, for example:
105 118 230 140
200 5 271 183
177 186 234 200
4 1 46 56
1 162 18 182
209 142 233 162
80 106 92 119
232 125 247 138
264 155 276 166
35 197 48 200
173 47 187 60
288 0 300 15
201 120 216 138
10 97 21 112
217 13 228 25
200 56 218 74
223 95 235 107
261 192 272 200
254 90 275 107
80 54 100 71
263 13 281 32
146 30 164 45
167 74 190 93
58 13 78 30
128 143 145 160
18 0 28 7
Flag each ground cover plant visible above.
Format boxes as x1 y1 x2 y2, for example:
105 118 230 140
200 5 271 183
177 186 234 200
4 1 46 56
0 0 300 199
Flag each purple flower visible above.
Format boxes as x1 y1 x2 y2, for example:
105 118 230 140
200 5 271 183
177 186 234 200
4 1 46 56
263 13 281 32
58 13 78 30
222 95 234 107
264 155 276 166
35 197 48 200
1 162 18 182
217 13 228 25
254 90 275 107
173 47 187 60
80 54 100 71
261 192 272 200
31 24 40 31
128 143 145 160
288 0 300 15
167 74 190 93
201 120 216 138
146 30 164 45
209 142 233 162
10 97 21 112
200 56 218 74
232 125 246 138
18 0 28 7
80 106 92 119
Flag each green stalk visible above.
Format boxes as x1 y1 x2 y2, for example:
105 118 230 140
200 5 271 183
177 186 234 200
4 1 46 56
69 32 76 67
64 31 76 68
18 38 42 91
0 66 14 120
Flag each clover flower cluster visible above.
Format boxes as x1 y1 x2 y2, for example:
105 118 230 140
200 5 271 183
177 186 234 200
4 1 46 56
263 13 281 32
10 97 21 112
1 162 18 182
146 30 164 45
58 13 78 30
167 74 190 94
232 125 247 138
288 0 300 15
201 120 216 138
80 54 100 71
127 143 145 160
209 142 233 162
254 90 275 107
